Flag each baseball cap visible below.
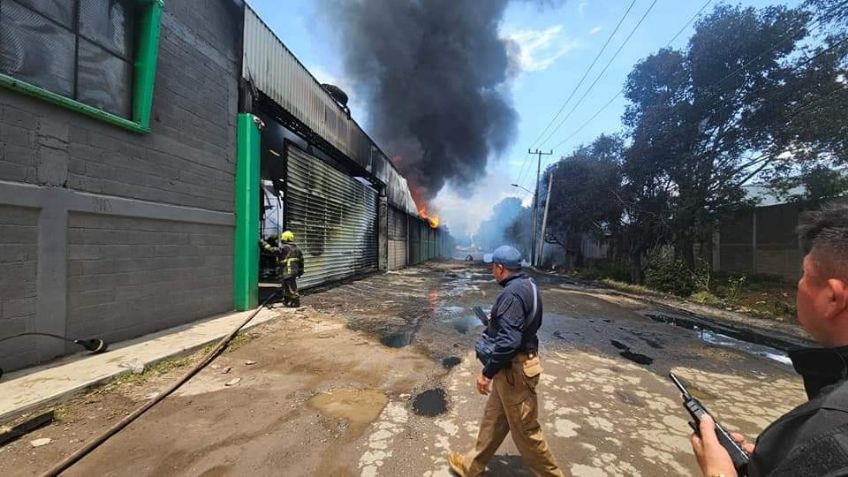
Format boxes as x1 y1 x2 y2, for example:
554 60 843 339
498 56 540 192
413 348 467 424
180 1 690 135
483 245 523 270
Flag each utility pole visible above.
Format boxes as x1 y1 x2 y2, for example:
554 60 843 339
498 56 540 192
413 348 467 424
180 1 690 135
528 148 553 267
538 171 554 268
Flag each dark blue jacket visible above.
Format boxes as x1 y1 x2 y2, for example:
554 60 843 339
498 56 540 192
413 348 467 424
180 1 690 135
482 272 542 379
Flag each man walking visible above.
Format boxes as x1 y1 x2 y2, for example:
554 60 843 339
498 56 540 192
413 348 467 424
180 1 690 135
690 206 848 476
449 245 564 477
260 230 304 307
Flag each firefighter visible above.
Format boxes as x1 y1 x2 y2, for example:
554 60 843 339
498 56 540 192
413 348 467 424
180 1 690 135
260 230 304 307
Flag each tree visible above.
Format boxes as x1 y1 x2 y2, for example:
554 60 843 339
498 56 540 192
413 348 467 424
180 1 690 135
769 162 848 206
623 4 812 268
539 135 624 266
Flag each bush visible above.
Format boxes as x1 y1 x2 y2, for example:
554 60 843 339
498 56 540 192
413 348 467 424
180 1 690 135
576 260 629 282
600 279 658 296
644 249 695 296
690 290 724 307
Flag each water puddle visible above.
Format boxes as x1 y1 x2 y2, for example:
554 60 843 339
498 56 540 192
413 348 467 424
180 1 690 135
450 315 484 334
698 329 793 366
380 331 414 348
646 313 792 366
442 357 461 369
412 388 448 417
307 389 388 437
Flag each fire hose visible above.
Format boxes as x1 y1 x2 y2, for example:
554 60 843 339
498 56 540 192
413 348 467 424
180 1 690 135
41 291 280 477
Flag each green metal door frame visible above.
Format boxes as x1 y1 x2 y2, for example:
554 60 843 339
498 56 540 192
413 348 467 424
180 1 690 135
233 113 261 310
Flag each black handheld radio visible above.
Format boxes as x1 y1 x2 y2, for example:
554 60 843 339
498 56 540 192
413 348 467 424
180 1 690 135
669 372 749 476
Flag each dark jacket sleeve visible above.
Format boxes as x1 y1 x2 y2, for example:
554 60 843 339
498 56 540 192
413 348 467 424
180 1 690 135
259 240 280 255
296 247 304 276
482 294 525 379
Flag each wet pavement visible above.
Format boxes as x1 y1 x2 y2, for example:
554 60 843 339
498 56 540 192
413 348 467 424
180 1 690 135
0 262 808 477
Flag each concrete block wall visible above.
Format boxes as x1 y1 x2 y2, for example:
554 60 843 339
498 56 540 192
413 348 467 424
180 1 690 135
0 0 242 371
66 214 232 344
716 203 803 281
0 206 39 370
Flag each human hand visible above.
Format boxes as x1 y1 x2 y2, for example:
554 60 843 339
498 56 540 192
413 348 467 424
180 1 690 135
690 415 738 477
730 432 755 455
476 375 492 395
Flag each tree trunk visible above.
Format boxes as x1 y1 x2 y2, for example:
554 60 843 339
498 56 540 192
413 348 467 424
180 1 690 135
678 236 695 269
629 250 643 283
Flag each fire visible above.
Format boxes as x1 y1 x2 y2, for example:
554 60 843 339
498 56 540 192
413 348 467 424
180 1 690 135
404 167 440 229
418 206 440 229
411 188 439 229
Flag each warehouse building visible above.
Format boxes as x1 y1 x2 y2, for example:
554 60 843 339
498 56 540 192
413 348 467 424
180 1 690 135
0 0 449 372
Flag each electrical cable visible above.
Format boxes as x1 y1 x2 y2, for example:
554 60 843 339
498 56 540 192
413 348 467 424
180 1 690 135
40 290 281 477
528 0 638 150
665 0 713 47
0 333 106 352
514 0 640 189
547 0 847 153
543 0 714 154
536 0 659 149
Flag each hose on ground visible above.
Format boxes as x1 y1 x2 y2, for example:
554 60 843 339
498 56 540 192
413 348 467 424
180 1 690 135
41 291 281 477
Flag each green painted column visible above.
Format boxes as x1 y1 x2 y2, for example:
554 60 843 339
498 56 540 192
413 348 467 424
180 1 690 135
233 114 261 311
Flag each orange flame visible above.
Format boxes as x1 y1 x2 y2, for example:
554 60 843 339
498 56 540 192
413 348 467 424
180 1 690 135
410 184 440 229
419 207 440 228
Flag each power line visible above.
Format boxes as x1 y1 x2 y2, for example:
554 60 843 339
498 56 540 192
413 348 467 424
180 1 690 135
537 0 659 149
665 0 713 47
547 0 716 154
547 0 845 154
543 0 712 153
528 0 638 150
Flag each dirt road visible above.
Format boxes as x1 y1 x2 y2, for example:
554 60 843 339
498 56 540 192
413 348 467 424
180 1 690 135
0 262 808 476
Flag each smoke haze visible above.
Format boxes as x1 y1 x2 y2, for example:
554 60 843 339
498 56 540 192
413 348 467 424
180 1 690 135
320 0 522 200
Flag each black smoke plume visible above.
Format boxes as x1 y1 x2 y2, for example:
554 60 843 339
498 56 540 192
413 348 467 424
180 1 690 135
320 0 525 201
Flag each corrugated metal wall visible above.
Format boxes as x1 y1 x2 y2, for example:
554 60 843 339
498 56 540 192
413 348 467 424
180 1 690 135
286 147 378 289
388 206 408 270
243 6 418 216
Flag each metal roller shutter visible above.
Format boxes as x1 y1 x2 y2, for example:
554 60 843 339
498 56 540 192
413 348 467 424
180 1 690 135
388 207 408 270
286 146 378 289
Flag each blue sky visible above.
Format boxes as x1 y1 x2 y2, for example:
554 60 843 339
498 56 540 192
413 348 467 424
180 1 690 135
249 0 803 237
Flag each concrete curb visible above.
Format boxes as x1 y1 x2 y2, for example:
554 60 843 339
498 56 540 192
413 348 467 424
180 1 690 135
0 306 283 424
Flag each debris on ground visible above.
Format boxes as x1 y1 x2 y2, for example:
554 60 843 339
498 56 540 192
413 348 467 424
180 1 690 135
224 378 241 387
29 438 52 448
118 359 145 375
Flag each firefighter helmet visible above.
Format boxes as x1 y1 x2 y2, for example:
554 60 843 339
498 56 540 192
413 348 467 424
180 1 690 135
280 230 295 243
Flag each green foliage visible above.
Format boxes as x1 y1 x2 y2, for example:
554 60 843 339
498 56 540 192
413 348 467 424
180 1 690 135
724 275 747 302
692 259 713 293
542 134 624 253
599 279 658 296
690 291 725 307
644 249 695 296
576 260 630 282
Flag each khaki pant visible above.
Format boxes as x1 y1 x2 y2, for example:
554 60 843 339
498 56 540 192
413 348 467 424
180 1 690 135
464 353 565 477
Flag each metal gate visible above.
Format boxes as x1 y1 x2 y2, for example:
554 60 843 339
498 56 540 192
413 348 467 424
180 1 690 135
388 206 408 270
285 146 378 288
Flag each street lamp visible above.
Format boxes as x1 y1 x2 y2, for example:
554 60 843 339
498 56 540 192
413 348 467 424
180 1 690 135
511 183 532 194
